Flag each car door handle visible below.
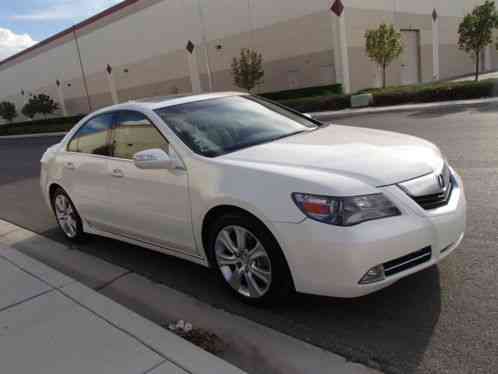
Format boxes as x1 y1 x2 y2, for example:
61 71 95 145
65 162 75 170
111 168 124 178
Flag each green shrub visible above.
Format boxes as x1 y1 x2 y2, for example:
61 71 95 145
22 93 60 119
0 115 84 136
370 79 498 107
261 84 343 101
277 94 351 112
0 101 18 122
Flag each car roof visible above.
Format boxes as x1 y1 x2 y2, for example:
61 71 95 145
83 91 250 120
127 91 248 110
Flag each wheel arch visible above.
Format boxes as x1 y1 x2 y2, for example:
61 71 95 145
48 183 64 202
48 183 77 213
200 204 295 290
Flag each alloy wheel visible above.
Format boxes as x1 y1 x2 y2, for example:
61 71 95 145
54 194 78 238
214 225 272 298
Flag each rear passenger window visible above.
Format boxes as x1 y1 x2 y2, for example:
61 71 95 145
112 111 169 159
67 114 114 155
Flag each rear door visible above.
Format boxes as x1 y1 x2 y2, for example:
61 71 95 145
62 113 114 229
105 110 196 255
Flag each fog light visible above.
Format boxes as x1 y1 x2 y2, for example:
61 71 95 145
359 265 385 284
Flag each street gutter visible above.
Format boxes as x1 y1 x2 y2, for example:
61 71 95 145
0 218 382 374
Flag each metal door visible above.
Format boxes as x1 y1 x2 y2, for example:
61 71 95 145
400 30 420 85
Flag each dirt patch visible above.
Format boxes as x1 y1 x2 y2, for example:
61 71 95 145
177 328 226 355
165 320 226 355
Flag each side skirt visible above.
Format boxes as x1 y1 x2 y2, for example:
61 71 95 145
83 223 210 268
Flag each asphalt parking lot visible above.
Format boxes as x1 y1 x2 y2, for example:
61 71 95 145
1 103 497 374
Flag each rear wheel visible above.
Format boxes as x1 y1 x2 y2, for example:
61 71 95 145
51 187 86 242
208 213 293 305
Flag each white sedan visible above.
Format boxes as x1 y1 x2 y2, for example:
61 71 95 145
41 92 466 304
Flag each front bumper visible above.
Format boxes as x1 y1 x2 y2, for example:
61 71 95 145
272 171 466 298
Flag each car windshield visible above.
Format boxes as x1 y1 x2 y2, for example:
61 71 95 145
154 95 319 157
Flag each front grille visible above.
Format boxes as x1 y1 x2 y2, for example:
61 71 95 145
383 247 432 277
412 180 453 210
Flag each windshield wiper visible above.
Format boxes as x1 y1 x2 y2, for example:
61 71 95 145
268 130 310 142
219 130 312 156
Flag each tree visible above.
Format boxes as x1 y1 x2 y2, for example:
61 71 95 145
21 94 59 119
365 23 403 88
231 48 264 92
458 0 498 81
21 100 37 120
0 101 18 123
32 93 59 117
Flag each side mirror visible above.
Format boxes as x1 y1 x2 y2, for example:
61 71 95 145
133 149 173 170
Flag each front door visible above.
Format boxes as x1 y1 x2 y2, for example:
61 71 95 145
105 110 196 255
63 113 114 229
400 30 420 85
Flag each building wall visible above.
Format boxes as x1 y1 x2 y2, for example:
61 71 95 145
0 0 493 122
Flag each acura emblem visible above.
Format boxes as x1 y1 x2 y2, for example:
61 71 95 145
437 174 445 189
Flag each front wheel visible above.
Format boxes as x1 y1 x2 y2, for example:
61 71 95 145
208 213 293 305
51 187 86 242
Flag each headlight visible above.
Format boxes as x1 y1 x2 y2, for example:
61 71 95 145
292 193 401 226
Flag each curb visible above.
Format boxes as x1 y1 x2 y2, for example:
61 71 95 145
0 131 67 139
0 233 245 374
0 219 382 374
309 96 498 119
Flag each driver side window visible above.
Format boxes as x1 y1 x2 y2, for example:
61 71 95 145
112 111 169 160
67 113 114 156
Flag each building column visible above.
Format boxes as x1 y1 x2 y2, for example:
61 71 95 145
331 0 351 94
432 9 440 81
196 0 213 91
186 41 202 94
106 64 119 105
484 45 492 71
56 80 68 116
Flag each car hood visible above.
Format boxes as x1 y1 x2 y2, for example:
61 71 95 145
220 125 444 186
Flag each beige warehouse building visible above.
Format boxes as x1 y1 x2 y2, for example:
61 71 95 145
0 0 494 121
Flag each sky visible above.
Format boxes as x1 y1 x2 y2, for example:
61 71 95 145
0 0 122 60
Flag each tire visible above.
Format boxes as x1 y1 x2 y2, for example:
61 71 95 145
207 212 293 305
51 187 86 242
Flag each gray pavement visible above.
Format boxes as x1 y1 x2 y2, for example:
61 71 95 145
0 220 380 374
0 102 497 373
0 242 245 374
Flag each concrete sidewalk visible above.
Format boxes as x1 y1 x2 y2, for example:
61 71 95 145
0 243 245 374
0 219 382 374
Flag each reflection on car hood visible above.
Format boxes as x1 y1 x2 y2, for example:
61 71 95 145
220 125 444 186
